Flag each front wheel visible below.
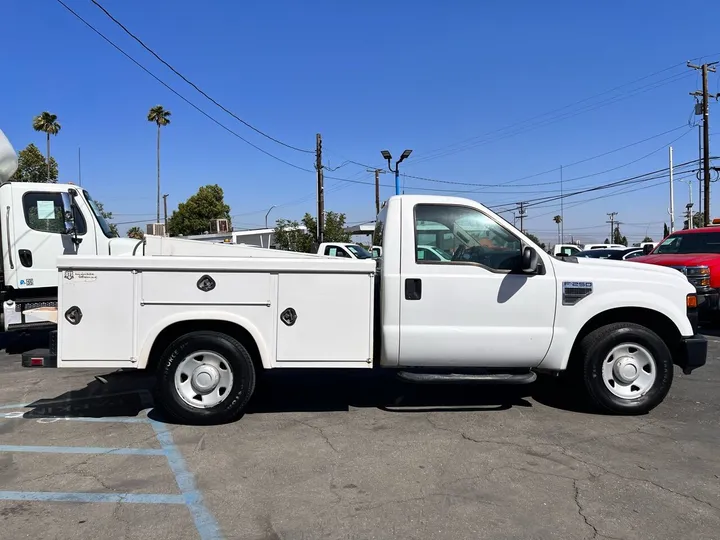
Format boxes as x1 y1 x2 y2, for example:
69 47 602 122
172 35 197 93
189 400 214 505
578 323 673 415
155 331 256 425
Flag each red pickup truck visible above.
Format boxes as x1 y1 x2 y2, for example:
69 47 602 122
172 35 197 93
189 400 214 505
632 225 720 323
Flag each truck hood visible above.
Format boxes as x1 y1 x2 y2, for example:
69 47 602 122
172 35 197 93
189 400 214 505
554 255 692 290
630 253 719 267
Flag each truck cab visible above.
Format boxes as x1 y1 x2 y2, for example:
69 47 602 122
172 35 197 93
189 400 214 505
631 224 720 322
0 182 136 333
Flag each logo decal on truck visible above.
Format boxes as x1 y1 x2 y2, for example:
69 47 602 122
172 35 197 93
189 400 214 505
562 281 593 306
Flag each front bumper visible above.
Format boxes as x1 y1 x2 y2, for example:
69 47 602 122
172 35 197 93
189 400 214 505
674 334 707 374
696 290 720 321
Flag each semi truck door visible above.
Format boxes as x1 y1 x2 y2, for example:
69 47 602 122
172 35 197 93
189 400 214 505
11 187 96 290
398 201 556 367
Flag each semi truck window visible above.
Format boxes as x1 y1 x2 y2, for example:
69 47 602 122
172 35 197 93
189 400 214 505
22 192 87 235
414 204 522 271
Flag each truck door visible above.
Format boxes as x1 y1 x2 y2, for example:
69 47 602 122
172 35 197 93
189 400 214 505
10 186 96 290
398 201 556 367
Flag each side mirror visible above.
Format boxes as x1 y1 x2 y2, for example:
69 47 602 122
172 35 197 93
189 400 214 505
521 245 539 273
61 192 82 245
643 244 654 255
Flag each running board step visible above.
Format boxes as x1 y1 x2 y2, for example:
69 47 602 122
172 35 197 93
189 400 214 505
397 371 537 384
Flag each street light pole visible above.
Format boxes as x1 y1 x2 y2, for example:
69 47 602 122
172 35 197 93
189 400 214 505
265 205 276 228
380 149 413 195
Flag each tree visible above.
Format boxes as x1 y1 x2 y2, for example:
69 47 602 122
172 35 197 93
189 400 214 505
663 223 669 238
683 212 705 230
612 225 627 246
147 105 171 224
604 238 610 244
642 236 653 243
552 215 562 243
127 226 144 240
524 232 546 251
273 218 314 252
32 112 61 182
167 184 231 236
273 211 351 252
94 200 119 237
9 144 58 182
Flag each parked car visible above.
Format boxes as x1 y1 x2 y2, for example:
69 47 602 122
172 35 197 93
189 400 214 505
576 247 644 260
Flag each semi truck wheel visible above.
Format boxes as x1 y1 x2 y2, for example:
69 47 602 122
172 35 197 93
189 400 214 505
155 331 256 425
578 323 673 415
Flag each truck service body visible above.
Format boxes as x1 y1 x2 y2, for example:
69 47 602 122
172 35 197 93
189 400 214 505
24 194 707 424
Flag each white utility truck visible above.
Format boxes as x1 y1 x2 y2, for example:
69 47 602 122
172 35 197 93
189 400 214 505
317 242 373 259
24 195 706 424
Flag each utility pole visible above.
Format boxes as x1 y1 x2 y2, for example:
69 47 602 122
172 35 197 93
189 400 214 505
517 202 527 233
367 168 387 216
606 212 618 241
316 133 324 243
669 146 675 233
162 193 169 235
560 165 564 243
688 61 720 226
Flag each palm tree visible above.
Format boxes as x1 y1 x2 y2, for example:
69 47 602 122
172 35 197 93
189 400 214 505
553 215 563 244
32 112 61 182
147 106 171 224
127 226 145 240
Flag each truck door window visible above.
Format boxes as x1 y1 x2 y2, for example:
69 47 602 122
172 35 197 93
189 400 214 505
325 246 351 258
414 204 522 271
22 192 87 235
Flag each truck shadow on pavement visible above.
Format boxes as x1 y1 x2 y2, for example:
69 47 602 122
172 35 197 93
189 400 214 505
17 369 597 423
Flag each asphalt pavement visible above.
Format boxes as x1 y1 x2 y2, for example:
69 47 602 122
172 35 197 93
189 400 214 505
0 336 719 540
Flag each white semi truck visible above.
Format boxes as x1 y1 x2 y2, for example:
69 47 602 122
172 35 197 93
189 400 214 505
0 129 142 340
24 192 706 424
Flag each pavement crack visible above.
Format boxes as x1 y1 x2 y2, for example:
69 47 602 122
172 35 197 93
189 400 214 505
294 419 340 454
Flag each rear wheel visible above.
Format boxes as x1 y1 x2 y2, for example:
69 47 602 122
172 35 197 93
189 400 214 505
155 331 256 425
578 323 673 415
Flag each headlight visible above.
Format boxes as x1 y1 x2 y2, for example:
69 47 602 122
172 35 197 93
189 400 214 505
687 266 711 288
686 266 710 276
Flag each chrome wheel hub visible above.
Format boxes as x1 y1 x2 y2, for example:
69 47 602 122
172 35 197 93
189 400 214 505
174 351 234 409
601 343 657 400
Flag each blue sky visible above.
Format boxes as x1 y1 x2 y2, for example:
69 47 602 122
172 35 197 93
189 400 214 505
2 0 719 244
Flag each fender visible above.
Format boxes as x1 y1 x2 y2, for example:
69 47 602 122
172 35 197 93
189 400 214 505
539 287 693 372
137 309 272 370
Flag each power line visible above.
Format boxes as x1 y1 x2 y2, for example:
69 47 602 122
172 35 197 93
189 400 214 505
55 0 315 173
88 0 313 154
410 70 696 165
402 127 694 191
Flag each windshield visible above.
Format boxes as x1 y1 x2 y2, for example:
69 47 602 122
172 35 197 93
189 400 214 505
83 189 117 238
346 244 373 259
655 232 720 254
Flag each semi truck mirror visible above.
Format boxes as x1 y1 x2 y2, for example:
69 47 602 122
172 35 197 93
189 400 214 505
521 246 538 273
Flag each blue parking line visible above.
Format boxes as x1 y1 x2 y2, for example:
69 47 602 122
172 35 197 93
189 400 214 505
151 420 224 540
0 413 149 424
0 491 185 504
0 445 164 455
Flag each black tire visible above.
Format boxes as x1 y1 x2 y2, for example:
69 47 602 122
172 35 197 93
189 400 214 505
578 322 673 415
154 331 256 425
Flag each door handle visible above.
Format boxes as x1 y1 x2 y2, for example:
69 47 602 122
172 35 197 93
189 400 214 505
18 249 33 268
405 278 422 300
5 206 13 270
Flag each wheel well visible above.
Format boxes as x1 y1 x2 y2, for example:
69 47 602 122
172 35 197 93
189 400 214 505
569 307 681 366
146 320 263 372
